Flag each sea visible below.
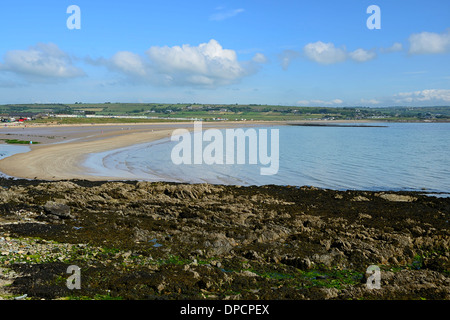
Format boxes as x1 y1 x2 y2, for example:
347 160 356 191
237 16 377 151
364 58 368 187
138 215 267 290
81 122 450 196
0 144 31 179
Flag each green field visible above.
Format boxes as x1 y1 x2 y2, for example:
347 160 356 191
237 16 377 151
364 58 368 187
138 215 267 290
1 103 449 124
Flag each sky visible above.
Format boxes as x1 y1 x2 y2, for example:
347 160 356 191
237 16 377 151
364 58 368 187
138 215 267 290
0 0 449 107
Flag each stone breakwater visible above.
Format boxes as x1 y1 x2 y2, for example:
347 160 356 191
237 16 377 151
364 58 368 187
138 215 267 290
0 178 449 300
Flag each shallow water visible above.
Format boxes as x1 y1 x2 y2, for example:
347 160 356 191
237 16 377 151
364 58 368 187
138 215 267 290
0 144 30 161
82 122 450 194
0 144 31 178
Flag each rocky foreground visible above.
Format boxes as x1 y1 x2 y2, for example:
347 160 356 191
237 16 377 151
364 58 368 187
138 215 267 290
0 178 449 300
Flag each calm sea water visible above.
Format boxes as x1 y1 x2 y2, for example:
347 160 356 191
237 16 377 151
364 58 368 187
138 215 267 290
83 122 450 194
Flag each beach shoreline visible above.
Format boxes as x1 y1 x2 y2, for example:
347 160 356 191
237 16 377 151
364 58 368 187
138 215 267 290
1 119 445 183
0 119 380 181
0 120 284 181
0 121 449 301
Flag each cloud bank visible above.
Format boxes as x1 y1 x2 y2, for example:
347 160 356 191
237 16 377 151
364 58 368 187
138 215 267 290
394 89 450 104
0 43 85 81
297 98 344 106
102 39 265 87
408 29 450 55
303 41 377 65
281 28 450 69
303 42 348 65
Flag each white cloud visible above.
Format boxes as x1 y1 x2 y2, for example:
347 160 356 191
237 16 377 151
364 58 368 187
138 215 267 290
252 53 268 64
408 29 450 54
349 48 377 62
110 51 147 77
278 50 301 70
359 98 381 105
100 39 261 87
303 41 347 65
297 98 344 106
0 43 84 80
329 99 343 104
146 39 248 86
394 89 450 104
380 42 403 53
209 8 244 21
352 89 450 107
291 39 409 68
302 41 377 65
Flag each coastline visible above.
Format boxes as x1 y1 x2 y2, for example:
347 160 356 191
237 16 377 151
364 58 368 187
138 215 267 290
0 119 446 183
0 120 332 181
0 129 175 181
0 121 449 301
0 120 282 181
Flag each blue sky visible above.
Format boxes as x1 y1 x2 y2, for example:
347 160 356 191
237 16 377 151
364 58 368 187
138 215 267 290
0 0 449 106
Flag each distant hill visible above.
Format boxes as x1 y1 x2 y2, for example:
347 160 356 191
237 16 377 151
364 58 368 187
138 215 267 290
1 103 449 122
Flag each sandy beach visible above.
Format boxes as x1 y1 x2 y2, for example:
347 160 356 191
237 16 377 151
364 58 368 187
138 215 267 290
0 121 283 180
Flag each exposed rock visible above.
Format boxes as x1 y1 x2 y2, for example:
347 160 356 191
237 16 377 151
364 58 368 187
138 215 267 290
376 193 417 202
43 201 72 219
0 178 448 300
352 196 370 202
